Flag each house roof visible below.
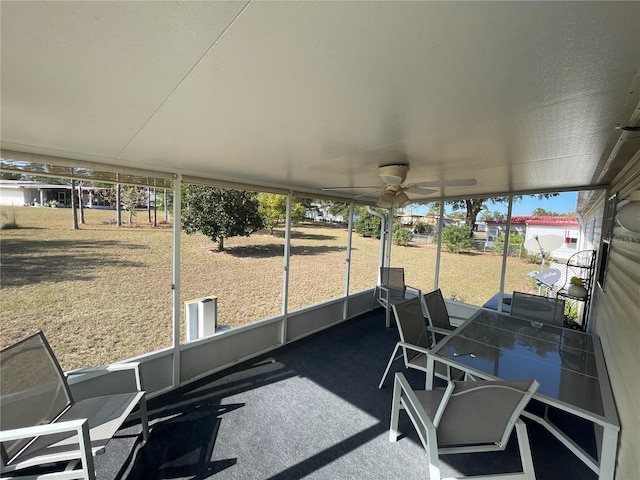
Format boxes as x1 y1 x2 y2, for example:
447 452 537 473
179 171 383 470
485 216 579 227
0 180 68 190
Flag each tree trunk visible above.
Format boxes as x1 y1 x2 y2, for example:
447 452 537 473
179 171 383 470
70 179 79 230
164 189 169 223
153 188 157 227
116 184 122 226
78 182 85 224
218 236 225 251
465 199 484 236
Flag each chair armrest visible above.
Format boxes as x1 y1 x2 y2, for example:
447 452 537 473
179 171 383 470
0 419 94 473
406 285 422 297
390 373 439 458
378 285 391 302
397 341 431 356
66 362 143 392
426 326 453 336
0 419 88 443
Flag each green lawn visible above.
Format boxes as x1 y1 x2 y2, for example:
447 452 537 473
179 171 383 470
1 206 535 370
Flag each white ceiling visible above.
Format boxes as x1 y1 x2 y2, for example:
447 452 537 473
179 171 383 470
1 1 639 203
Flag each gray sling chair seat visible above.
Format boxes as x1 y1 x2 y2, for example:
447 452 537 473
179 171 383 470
377 267 422 328
390 372 539 480
379 297 459 389
510 291 565 327
0 331 150 480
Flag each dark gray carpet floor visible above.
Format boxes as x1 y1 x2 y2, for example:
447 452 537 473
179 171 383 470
94 309 598 480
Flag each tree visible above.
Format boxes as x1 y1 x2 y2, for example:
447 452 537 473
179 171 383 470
120 186 147 224
479 210 506 221
182 185 263 251
257 193 305 235
531 207 571 217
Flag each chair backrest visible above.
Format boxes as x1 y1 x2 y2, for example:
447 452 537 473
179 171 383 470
391 297 430 362
436 379 539 447
423 288 452 331
0 331 73 462
380 267 406 300
510 291 565 326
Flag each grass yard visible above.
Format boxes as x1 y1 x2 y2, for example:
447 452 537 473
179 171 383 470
1 206 535 370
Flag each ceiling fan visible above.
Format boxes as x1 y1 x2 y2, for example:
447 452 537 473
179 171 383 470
322 163 477 208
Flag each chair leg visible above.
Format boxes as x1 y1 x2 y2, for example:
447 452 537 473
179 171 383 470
515 420 536 480
389 374 402 442
379 343 401 389
139 395 150 442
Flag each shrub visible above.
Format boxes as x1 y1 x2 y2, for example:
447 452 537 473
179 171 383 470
392 223 413 246
354 210 382 238
0 206 19 230
442 224 474 253
413 218 434 235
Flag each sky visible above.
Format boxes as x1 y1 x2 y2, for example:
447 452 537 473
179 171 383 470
408 191 578 217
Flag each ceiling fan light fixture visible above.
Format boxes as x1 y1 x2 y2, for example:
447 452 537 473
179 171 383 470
377 192 395 209
395 191 411 207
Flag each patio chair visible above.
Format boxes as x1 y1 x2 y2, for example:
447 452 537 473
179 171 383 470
390 372 539 480
379 297 453 389
510 291 565 326
377 267 422 327
0 331 150 480
423 289 456 346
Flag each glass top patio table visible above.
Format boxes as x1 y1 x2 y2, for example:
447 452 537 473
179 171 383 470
427 308 620 479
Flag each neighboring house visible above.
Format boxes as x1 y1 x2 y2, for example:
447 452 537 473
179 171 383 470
0 180 71 206
0 180 151 209
485 216 580 260
305 203 347 224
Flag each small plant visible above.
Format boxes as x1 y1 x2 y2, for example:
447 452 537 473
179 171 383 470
49 199 58 207
0 206 19 229
570 276 583 287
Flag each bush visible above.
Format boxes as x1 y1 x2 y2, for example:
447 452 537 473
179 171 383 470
354 210 382 238
392 223 413 246
442 224 474 253
0 206 19 230
491 233 525 257
413 218 434 235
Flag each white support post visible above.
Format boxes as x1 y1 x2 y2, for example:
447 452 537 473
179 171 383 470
171 174 182 389
434 201 444 291
281 192 292 343
497 196 514 313
343 202 355 320
384 207 393 267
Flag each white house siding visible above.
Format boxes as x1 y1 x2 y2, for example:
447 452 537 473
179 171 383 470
584 158 640 480
0 187 28 206
523 224 579 260
486 217 580 260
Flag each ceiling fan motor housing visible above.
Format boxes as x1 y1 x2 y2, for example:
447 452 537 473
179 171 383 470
378 164 409 185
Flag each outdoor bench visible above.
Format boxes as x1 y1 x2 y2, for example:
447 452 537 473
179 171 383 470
0 331 149 480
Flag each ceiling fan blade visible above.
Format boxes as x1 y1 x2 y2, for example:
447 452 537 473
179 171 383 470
321 185 381 191
414 178 477 188
404 186 437 196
